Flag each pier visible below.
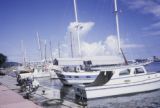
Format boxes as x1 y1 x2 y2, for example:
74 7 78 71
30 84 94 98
0 75 84 108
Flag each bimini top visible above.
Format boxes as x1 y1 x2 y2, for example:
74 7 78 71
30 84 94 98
53 56 124 66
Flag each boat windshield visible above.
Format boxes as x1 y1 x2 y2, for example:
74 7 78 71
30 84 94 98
86 71 113 87
20 71 31 74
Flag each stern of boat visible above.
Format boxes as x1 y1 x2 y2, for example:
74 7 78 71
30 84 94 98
74 85 87 102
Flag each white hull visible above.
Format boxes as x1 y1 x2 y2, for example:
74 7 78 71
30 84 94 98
62 79 95 85
50 71 58 79
18 69 58 79
85 77 160 99
32 72 50 78
56 71 99 85
74 65 160 99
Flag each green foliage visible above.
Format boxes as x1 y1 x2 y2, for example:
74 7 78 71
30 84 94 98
0 53 7 67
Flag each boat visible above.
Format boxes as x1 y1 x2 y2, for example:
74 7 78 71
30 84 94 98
74 64 160 100
16 63 58 82
55 66 100 85
53 57 123 85
54 0 125 85
74 0 160 100
153 56 160 62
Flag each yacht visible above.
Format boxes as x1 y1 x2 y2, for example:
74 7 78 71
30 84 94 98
55 66 100 85
74 64 160 100
16 63 58 82
53 57 123 85
74 0 160 100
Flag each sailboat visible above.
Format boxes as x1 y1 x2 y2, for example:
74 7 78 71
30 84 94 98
74 0 160 100
16 33 58 81
54 0 124 85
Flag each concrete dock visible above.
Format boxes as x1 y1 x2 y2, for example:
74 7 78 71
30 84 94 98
0 75 84 108
0 83 41 108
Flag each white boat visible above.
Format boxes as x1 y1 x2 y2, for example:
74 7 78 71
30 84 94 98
53 57 123 85
74 0 160 100
74 65 160 100
16 63 58 80
55 67 100 85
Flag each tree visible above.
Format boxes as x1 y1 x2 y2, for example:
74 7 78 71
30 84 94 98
0 53 7 67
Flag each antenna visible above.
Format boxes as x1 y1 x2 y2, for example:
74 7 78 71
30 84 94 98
36 32 43 60
73 0 81 57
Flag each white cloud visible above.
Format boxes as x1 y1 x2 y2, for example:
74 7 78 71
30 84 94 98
68 21 95 36
81 35 119 57
81 35 144 57
52 34 144 58
81 41 106 56
104 35 119 53
123 0 160 17
143 30 160 36
122 0 160 37
122 44 144 48
143 21 160 31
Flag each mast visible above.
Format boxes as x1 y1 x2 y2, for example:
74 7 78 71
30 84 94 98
21 40 26 66
37 32 43 60
58 41 61 58
70 32 74 58
73 0 81 57
114 0 128 65
114 0 121 53
49 40 53 62
44 40 47 62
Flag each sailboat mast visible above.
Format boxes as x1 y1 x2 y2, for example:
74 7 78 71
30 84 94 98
73 0 81 57
21 40 26 66
114 0 121 53
44 40 47 62
73 0 78 22
58 41 61 58
70 32 74 58
114 0 128 65
37 32 43 60
49 41 53 62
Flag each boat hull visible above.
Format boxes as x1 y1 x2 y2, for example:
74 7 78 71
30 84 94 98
56 72 99 85
75 73 160 99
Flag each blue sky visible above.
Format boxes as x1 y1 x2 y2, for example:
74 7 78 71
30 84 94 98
0 0 160 62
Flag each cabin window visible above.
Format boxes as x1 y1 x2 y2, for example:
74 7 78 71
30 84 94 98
54 70 61 73
20 71 30 74
86 76 91 78
59 74 65 78
74 76 79 78
119 69 130 76
67 76 72 78
134 68 145 74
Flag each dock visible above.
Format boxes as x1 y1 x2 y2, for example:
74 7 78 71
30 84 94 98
0 83 41 108
0 75 84 108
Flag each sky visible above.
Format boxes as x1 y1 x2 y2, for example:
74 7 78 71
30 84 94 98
1 0 160 62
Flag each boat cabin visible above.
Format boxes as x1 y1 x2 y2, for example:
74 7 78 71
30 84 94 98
86 65 148 87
